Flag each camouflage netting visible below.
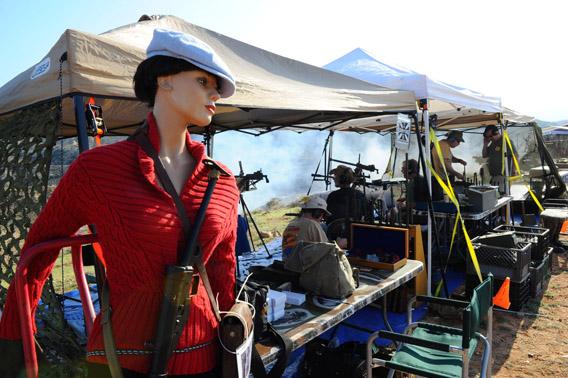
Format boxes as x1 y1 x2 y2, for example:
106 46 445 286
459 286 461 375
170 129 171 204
0 100 84 366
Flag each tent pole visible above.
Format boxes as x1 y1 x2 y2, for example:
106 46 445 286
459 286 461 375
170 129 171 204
500 118 511 224
73 95 105 303
74 96 90 153
423 102 433 296
327 131 335 191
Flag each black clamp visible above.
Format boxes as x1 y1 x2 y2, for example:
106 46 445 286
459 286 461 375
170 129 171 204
85 103 107 137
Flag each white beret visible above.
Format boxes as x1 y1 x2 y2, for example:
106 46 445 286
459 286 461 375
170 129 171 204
146 28 236 98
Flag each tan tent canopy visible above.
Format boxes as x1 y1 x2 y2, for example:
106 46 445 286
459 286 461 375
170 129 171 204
0 15 416 137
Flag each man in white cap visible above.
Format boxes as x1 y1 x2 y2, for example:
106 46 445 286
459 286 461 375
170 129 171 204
282 196 330 260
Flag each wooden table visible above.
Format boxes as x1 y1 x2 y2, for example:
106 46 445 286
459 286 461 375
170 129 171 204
258 259 424 365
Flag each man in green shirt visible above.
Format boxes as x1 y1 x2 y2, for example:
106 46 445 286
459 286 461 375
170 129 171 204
482 125 516 193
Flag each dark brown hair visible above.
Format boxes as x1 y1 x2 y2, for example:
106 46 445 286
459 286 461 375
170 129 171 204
133 55 200 106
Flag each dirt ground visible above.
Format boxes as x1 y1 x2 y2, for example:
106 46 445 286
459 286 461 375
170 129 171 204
425 252 568 377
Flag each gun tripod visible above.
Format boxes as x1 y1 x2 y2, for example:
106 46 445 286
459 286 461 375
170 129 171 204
240 193 272 258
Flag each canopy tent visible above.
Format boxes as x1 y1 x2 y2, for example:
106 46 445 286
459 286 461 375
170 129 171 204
543 125 568 135
321 48 534 132
310 106 534 133
319 47 545 296
325 48 501 112
0 17 417 137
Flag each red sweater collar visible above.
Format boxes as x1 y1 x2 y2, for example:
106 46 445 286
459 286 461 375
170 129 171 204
137 112 206 190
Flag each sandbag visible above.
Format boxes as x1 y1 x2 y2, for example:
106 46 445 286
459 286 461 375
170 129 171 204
285 241 356 299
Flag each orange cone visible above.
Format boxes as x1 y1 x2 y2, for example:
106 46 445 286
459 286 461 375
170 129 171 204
560 220 568 235
493 277 511 309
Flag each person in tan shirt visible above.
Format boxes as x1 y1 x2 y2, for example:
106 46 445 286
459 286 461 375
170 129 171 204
282 196 330 260
432 130 467 183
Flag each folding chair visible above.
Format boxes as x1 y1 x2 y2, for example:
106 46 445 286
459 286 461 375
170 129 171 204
15 234 99 378
366 274 494 378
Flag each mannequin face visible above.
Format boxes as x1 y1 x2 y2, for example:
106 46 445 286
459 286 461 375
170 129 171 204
158 70 221 127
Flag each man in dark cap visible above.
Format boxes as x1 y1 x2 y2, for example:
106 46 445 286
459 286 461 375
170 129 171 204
432 130 467 183
483 125 517 192
326 165 367 223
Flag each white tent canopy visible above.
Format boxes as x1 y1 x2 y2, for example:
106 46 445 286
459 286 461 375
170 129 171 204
0 17 417 137
320 48 533 132
325 48 502 113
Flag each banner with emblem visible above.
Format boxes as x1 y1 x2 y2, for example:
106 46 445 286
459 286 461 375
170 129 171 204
395 113 411 151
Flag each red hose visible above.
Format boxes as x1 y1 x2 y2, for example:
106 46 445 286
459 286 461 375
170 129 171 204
15 234 98 378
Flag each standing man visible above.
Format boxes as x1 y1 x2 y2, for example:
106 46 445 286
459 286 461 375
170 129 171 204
432 130 467 183
482 125 516 193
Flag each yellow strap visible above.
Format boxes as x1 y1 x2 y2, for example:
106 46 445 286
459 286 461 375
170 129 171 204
430 129 455 199
502 131 544 212
434 215 459 297
426 159 484 284
527 184 545 212
503 131 522 181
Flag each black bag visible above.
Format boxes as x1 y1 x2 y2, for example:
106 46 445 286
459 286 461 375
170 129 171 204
302 338 392 378
235 279 292 378
236 280 269 342
249 260 300 291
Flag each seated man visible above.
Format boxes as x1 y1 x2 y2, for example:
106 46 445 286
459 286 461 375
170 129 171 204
326 165 367 223
282 196 330 260
398 159 429 225
399 159 428 208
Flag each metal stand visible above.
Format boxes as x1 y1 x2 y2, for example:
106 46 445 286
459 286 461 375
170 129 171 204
414 111 449 298
240 193 272 258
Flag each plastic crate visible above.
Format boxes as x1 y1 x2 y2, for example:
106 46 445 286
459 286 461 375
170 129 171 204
529 252 550 298
493 225 550 261
466 273 530 311
468 238 532 282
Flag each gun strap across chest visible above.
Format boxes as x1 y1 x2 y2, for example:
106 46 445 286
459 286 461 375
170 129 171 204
132 126 221 321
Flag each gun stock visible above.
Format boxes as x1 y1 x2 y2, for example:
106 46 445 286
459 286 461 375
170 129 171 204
149 265 199 377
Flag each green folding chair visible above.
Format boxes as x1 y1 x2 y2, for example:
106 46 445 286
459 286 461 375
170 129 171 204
367 274 494 378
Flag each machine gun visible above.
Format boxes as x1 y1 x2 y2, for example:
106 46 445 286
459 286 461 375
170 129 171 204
330 156 379 174
235 161 269 192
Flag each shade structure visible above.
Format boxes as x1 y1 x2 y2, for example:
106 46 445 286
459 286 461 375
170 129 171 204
0 16 417 137
322 48 534 132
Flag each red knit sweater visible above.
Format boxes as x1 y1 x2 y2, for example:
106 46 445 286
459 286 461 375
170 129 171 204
0 113 239 374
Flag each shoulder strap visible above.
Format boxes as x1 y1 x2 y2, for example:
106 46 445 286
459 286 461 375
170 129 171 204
131 127 221 321
100 281 123 378
132 127 191 239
